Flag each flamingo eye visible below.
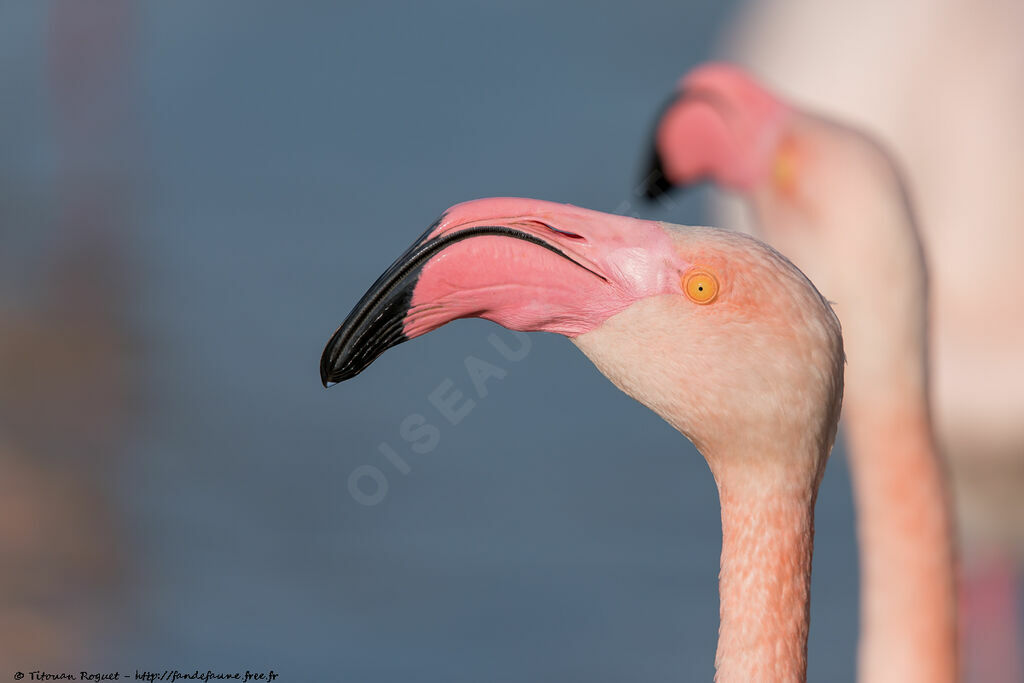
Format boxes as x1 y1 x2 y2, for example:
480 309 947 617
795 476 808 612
682 267 719 304
772 137 799 196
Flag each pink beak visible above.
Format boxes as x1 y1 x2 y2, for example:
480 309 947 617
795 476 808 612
320 198 676 385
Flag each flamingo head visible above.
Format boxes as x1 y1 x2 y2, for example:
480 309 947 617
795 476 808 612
642 63 795 197
643 64 924 398
321 197 843 471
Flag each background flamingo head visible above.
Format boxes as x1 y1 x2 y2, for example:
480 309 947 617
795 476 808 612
642 65 924 398
643 63 793 196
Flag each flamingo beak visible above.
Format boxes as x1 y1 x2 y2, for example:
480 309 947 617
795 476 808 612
640 87 741 200
319 216 611 386
318 222 436 386
640 93 686 201
641 143 676 200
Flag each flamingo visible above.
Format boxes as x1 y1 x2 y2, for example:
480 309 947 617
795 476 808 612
711 6 1024 679
321 197 844 681
641 64 957 683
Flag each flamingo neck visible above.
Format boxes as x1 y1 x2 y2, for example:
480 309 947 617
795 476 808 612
714 474 816 683
750 119 957 681
844 395 958 683
838 220 957 682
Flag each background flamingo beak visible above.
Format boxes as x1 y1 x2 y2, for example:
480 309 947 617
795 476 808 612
640 93 685 200
641 144 675 200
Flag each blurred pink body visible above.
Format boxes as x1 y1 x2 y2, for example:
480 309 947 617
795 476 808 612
651 65 957 682
717 3 1024 679
0 0 138 669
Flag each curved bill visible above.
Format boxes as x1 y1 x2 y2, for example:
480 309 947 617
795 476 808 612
319 220 604 386
640 93 686 200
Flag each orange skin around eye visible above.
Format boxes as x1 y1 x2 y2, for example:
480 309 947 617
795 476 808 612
683 268 720 304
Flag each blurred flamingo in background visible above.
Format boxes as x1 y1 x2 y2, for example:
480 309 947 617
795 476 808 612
708 3 1024 680
642 64 957 682
319 198 845 681
0 1 139 669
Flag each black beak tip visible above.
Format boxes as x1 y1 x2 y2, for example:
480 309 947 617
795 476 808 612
319 330 353 388
320 341 362 387
640 91 693 203
319 360 353 388
319 294 414 389
320 353 337 388
640 148 676 202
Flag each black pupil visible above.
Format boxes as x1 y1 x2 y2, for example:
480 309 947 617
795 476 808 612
698 285 703 291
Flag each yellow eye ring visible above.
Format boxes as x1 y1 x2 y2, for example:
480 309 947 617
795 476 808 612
683 268 719 304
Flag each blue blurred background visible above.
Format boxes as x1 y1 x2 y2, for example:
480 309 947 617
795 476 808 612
0 1 860 680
